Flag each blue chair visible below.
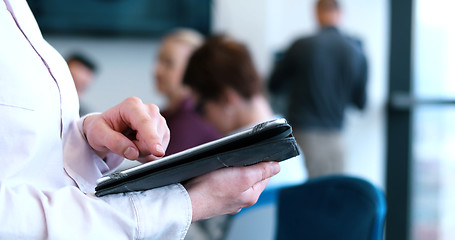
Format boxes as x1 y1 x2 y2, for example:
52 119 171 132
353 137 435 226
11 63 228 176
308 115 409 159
275 175 386 240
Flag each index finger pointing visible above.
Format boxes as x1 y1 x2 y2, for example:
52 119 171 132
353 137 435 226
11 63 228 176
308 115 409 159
120 97 170 157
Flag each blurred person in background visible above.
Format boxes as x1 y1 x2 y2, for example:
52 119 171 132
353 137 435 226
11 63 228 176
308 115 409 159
183 34 307 240
66 53 97 116
268 0 368 178
154 28 221 156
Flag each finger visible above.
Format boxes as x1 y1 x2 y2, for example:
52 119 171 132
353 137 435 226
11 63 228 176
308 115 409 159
120 97 169 157
251 177 271 193
241 162 280 195
95 121 140 160
236 162 280 208
243 161 281 187
133 114 168 157
137 154 162 164
144 103 170 151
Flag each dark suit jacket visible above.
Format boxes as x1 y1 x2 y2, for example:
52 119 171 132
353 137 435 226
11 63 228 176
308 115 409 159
269 26 368 130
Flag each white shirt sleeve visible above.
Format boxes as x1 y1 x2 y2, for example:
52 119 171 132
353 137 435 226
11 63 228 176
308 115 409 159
0 0 192 238
0 182 192 239
63 115 125 193
62 116 193 239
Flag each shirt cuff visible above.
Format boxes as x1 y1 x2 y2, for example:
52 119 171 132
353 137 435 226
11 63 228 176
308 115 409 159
80 114 126 172
63 116 124 193
101 184 192 239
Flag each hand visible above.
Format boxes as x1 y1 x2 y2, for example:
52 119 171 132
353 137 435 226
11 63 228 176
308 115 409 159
184 161 281 222
82 97 170 163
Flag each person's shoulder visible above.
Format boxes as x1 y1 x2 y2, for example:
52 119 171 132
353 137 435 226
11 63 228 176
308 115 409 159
170 99 209 125
288 35 316 51
295 34 317 43
336 29 363 48
344 35 363 47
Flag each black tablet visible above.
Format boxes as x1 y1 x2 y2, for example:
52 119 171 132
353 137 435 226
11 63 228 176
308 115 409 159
95 118 300 197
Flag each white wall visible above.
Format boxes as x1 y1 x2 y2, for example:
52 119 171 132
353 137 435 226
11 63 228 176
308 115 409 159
47 37 165 112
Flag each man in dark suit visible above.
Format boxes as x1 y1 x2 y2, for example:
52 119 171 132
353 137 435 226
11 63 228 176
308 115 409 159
268 0 368 178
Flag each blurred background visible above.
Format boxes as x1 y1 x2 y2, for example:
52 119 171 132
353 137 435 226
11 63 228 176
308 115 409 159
29 0 454 239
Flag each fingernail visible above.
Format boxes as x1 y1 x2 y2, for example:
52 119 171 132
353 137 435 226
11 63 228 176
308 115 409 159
124 147 138 160
271 162 281 174
155 144 165 156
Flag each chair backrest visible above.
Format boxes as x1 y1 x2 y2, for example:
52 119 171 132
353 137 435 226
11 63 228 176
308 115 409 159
275 175 386 240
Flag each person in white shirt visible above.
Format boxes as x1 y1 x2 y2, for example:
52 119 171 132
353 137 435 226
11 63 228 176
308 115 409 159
0 1 280 239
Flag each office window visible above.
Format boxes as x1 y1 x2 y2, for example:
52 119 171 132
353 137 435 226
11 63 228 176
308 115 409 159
411 0 455 239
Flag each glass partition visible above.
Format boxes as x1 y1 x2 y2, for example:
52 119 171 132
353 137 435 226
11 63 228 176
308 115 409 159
411 0 455 239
